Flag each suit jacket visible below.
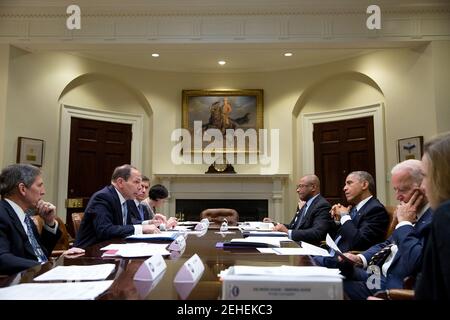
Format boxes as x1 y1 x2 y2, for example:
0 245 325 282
354 207 432 289
127 200 150 225
74 185 135 248
0 199 61 275
336 197 389 252
416 199 450 300
285 194 333 245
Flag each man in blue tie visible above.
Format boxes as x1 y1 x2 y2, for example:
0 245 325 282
267 174 334 245
339 160 432 299
315 171 389 268
128 175 152 224
0 164 62 275
74 164 160 248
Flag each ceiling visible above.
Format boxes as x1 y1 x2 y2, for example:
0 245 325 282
16 42 423 73
6 0 440 73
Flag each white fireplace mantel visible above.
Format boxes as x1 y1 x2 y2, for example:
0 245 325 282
153 174 289 222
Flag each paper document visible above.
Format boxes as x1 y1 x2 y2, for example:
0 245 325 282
100 243 170 258
326 234 341 253
0 281 113 300
272 246 331 256
239 222 275 231
126 231 179 241
242 231 288 237
256 248 277 254
224 236 290 248
34 264 116 281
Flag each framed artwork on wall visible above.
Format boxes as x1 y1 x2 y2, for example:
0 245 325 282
16 137 44 167
181 89 263 154
397 136 423 162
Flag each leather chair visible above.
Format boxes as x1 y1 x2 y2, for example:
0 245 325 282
200 208 239 226
31 215 71 256
71 212 84 236
373 276 415 300
385 205 398 239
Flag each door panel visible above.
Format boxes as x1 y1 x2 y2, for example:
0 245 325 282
67 117 132 236
314 116 375 205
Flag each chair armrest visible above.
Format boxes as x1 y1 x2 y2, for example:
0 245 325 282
374 289 414 300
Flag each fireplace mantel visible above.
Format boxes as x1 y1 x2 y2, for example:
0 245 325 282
153 174 289 222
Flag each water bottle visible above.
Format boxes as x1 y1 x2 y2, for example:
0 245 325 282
220 218 228 232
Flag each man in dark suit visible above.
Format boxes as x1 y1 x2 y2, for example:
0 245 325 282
0 164 62 275
340 160 432 299
74 165 160 248
128 175 151 224
269 174 333 245
315 171 389 267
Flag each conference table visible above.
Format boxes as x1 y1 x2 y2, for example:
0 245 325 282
0 229 314 300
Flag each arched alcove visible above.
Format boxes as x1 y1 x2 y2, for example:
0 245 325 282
289 71 387 217
56 73 153 220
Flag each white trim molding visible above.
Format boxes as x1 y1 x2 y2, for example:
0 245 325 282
57 104 143 220
301 103 386 203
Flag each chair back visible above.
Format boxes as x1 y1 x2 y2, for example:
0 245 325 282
200 208 239 226
31 215 71 252
385 205 397 239
71 212 84 236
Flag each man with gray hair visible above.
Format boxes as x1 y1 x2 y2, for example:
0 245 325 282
0 164 62 274
341 160 432 299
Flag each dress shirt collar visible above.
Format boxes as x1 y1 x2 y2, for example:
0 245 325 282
355 195 373 212
113 186 127 206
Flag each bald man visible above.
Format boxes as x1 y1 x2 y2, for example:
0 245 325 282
268 175 334 245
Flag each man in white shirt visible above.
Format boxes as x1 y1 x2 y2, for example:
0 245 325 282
340 160 432 299
74 164 160 248
0 164 80 275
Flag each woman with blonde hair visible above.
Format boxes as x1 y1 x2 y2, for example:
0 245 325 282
415 132 450 300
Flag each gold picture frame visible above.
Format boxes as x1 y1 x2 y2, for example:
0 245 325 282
182 89 263 154
16 137 44 167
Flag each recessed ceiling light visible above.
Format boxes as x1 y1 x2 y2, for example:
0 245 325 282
218 60 226 65
151 53 159 57
284 52 293 57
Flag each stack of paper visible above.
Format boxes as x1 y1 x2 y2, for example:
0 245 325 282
222 236 291 248
126 231 179 241
220 265 343 300
258 241 332 256
238 222 275 231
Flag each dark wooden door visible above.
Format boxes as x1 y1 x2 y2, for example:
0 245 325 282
66 117 132 236
313 116 375 205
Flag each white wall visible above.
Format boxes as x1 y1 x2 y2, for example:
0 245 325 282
2 41 448 222
0 45 10 165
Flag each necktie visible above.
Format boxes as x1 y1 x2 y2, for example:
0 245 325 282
122 202 128 225
295 205 308 229
369 243 394 266
138 203 145 220
349 207 358 219
24 215 48 262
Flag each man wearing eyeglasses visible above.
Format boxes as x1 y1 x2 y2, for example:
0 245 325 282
265 174 334 245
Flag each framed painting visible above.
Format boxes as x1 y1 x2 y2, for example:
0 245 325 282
181 89 263 154
16 137 44 167
397 136 423 162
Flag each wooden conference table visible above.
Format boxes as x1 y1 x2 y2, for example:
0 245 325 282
0 229 314 300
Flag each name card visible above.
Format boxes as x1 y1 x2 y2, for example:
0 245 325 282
133 254 167 281
194 218 210 231
174 253 205 299
168 235 187 251
134 269 166 298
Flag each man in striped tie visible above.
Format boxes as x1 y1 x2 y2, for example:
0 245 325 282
0 164 63 275
340 160 432 299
